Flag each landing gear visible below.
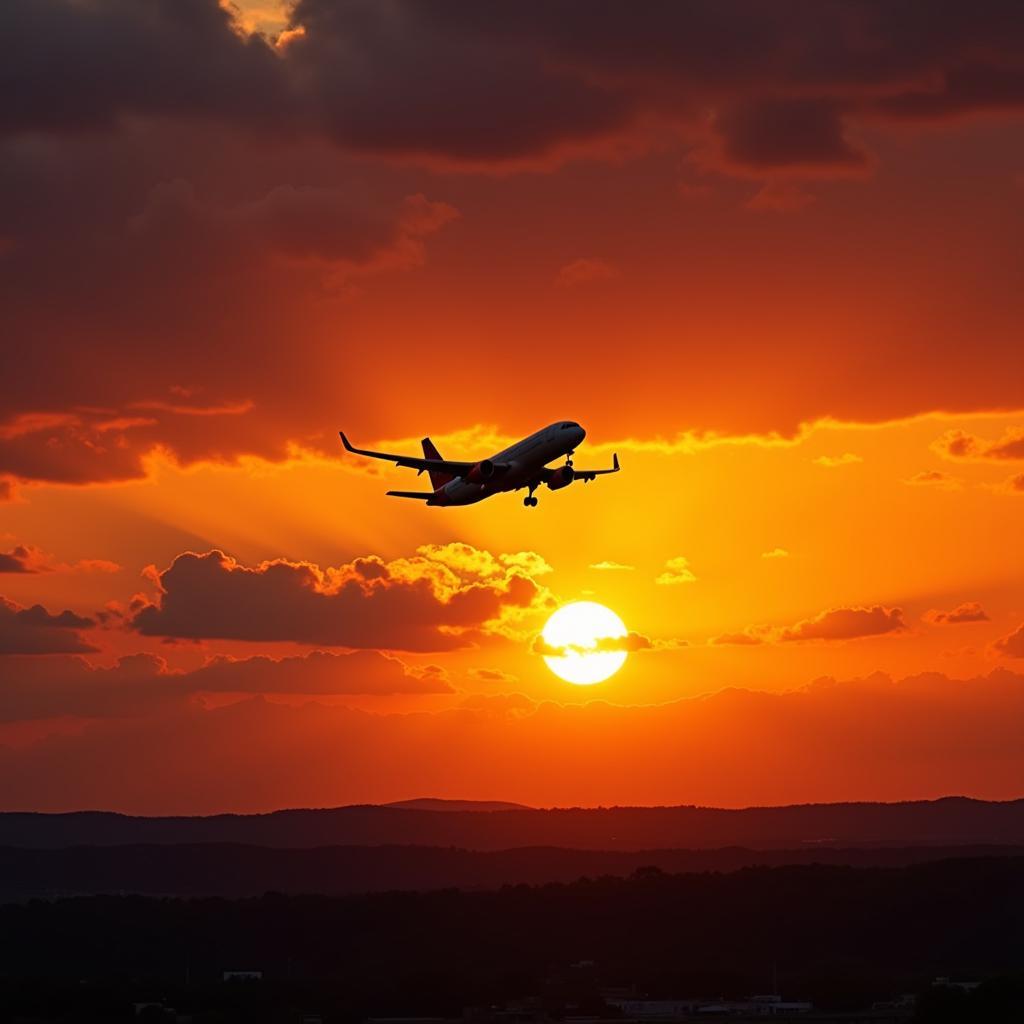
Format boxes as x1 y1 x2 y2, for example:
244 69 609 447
566 451 575 468
523 495 538 507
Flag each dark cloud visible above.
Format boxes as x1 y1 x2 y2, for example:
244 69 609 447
875 62 1024 121
0 544 118 575
283 0 631 165
0 0 287 137
933 430 980 458
981 432 1024 460
131 548 546 652
3 0 1024 488
714 98 867 175
189 650 454 695
0 653 182 721
0 648 451 723
779 605 907 642
924 602 990 625
8 1 1024 173
130 180 458 271
904 470 961 489
933 428 1024 461
0 598 96 655
993 623 1024 659
469 668 518 683
0 546 37 573
0 175 457 487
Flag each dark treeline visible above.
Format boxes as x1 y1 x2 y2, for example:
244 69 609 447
4 797 1024 851
1 842 1023 901
1 858 1023 1021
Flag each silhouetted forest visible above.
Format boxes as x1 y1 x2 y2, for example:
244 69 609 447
1 857 1022 1021
1 842 1022 900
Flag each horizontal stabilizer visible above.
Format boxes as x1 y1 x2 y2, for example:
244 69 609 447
572 452 621 482
339 431 476 476
386 490 435 500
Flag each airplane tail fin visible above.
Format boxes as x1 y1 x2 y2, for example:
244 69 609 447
421 437 453 490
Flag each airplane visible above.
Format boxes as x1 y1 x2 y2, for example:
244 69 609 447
339 421 619 507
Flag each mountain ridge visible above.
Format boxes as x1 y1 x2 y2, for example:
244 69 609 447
3 795 1024 850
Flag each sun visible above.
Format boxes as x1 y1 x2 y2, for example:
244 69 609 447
541 601 628 685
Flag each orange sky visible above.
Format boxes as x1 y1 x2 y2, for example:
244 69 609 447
2 0 1024 812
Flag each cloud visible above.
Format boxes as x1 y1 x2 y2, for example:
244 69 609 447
876 62 1024 122
714 98 867 176
532 631 661 658
933 428 1024 461
131 181 459 277
761 548 789 560
813 453 863 467
0 546 39 573
0 648 451 722
6 669 1024 811
282 0 634 167
415 543 552 580
714 604 910 646
709 631 764 647
594 632 655 653
655 556 697 586
745 182 816 212
1 0 287 138
932 430 980 459
1003 473 1024 494
130 547 548 651
555 258 618 288
457 692 536 716
187 649 454 695
0 544 119 574
469 668 519 684
589 561 634 571
904 470 962 490
0 176 458 489
924 602 990 625
779 605 907 643
12 2 1024 176
992 624 1024 659
0 653 183 721
5 0 1024 490
0 598 96 655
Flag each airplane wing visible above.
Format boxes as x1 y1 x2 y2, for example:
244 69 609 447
340 431 479 476
544 453 621 482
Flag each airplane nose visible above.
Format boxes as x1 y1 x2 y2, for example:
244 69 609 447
576 426 586 444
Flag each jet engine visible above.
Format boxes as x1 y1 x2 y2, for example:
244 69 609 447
464 459 495 483
547 466 575 490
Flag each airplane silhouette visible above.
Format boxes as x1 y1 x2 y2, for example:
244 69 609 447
340 421 619 507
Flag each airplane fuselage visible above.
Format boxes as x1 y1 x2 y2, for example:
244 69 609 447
430 421 585 505
339 420 617 508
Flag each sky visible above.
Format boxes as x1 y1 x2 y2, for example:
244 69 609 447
3 0 1024 812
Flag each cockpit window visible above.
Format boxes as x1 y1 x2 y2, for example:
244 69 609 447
561 422 573 429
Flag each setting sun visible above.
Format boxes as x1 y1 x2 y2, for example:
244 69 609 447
541 601 629 685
